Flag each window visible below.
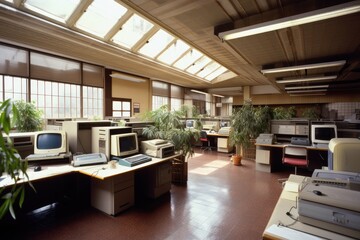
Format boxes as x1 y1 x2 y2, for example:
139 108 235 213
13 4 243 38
170 98 182 111
152 96 168 110
139 29 174 58
83 86 104 119
31 79 80 118
3 75 27 101
112 99 131 117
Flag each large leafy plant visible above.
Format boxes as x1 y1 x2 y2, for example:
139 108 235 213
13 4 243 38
229 100 271 156
142 105 200 159
13 100 43 132
0 99 31 219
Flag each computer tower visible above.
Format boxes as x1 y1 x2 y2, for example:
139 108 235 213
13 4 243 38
91 126 132 159
62 121 112 154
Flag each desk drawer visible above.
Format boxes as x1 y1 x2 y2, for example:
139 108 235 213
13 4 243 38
113 187 134 214
256 149 270 164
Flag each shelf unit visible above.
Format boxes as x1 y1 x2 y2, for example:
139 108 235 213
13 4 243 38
271 119 310 143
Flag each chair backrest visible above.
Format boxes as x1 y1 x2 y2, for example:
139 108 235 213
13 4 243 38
284 146 307 157
200 130 208 140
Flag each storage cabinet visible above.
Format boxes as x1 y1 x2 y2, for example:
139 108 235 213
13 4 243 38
91 172 134 215
217 137 233 153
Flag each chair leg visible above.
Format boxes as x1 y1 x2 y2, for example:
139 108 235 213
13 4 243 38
294 166 297 175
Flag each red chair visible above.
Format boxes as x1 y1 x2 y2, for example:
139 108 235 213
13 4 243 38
282 145 308 175
200 130 212 151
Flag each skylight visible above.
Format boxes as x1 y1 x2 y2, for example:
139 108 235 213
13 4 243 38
173 49 202 70
112 14 154 49
138 29 175 58
186 56 211 74
24 0 80 23
5 0 232 82
75 0 128 38
197 62 221 78
157 40 190 65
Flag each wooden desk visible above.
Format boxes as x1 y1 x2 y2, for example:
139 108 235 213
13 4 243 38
206 132 233 153
255 143 328 173
1 154 180 216
263 175 354 240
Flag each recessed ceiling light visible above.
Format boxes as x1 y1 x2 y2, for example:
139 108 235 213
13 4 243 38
285 85 329 90
276 75 337 84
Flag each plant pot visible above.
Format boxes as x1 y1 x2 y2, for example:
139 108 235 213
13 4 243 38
232 155 242 166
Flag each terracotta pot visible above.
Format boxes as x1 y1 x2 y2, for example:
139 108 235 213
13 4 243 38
232 155 242 166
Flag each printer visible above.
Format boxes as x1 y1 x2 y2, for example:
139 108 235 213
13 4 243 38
298 171 360 239
141 139 175 158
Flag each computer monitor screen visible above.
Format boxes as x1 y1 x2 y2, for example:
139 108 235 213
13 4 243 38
185 120 195 128
311 124 337 144
34 130 68 155
111 133 138 157
220 121 228 128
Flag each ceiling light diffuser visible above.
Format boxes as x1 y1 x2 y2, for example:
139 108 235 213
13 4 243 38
110 73 147 83
285 85 329 90
219 1 360 40
276 75 337 84
261 60 345 74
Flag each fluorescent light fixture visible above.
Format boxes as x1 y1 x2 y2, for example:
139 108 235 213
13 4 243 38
287 89 328 93
110 73 147 83
213 94 225 98
276 75 337 84
285 85 329 90
219 1 360 40
261 60 345 74
190 89 207 95
289 93 326 96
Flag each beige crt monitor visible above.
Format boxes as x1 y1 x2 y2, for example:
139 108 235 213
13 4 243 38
329 138 360 172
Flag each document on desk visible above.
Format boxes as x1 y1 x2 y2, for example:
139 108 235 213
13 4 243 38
264 224 324 240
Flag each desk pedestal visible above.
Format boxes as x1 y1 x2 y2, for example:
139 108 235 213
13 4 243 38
91 172 134 215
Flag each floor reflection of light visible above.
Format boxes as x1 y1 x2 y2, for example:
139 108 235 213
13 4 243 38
189 159 229 175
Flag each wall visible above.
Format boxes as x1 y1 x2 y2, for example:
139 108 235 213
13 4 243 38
111 78 151 117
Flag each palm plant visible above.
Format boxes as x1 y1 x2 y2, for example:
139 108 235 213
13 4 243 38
0 99 31 219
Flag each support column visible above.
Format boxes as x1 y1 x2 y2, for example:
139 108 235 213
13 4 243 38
243 86 251 101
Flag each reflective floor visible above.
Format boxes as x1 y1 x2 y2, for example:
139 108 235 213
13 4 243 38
2 149 292 240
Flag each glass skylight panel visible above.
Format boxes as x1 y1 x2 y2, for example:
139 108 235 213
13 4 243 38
186 56 211 74
173 49 202 70
205 66 228 81
157 40 190 65
112 14 154 49
24 0 80 23
138 29 174 58
75 0 128 38
197 62 221 78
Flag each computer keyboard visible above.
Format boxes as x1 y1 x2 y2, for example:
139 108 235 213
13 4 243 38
26 153 63 161
117 154 152 167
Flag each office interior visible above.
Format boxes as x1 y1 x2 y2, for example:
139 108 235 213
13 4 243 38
0 0 360 239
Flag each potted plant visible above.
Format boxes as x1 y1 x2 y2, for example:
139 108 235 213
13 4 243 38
0 99 31 219
229 100 270 165
13 100 43 132
142 105 200 183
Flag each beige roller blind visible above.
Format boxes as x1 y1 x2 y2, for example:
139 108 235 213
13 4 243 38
152 80 169 97
83 63 104 88
171 84 183 99
30 52 81 84
0 44 29 77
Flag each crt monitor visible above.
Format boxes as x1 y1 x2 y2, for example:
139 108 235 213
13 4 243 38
185 120 195 128
111 133 139 157
34 130 68 155
311 124 337 145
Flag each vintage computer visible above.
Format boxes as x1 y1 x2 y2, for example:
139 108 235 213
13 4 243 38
311 124 337 148
111 133 151 167
25 130 69 162
92 126 132 159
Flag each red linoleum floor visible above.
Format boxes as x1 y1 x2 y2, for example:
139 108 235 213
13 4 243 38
1 149 293 240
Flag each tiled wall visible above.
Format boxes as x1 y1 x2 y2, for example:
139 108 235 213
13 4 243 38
322 102 360 120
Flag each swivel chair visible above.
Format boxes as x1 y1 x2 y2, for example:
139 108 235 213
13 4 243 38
282 145 308 175
200 130 212 151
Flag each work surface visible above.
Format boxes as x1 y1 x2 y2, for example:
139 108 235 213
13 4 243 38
263 175 356 240
0 154 179 187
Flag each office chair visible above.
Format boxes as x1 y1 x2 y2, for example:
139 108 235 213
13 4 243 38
282 145 308 175
200 130 212 151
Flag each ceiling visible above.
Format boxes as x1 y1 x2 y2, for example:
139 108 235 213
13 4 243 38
0 0 359 97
